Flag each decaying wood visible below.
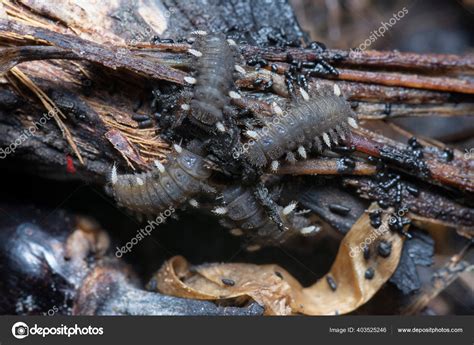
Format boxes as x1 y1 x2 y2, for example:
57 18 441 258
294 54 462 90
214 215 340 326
1 21 473 183
347 129 473 192
401 242 473 315
0 1 471 217
344 177 474 234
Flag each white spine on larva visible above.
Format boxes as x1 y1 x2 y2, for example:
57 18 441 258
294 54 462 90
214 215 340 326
300 225 319 235
173 144 183 153
216 122 226 132
191 30 208 36
300 88 310 101
188 48 203 57
322 132 331 147
297 145 307 159
245 130 259 139
333 84 341 97
272 102 283 116
271 160 279 172
229 91 241 99
282 201 297 216
212 206 228 215
246 244 261 252
184 76 197 84
235 65 246 74
111 164 118 184
337 126 346 140
229 228 244 236
348 117 358 129
153 160 165 173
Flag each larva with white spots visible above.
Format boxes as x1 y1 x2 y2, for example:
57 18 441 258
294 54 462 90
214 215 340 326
214 185 317 244
187 33 237 130
109 145 211 215
246 94 358 170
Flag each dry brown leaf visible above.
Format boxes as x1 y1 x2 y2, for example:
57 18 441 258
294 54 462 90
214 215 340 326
294 204 404 315
153 203 404 315
155 256 295 315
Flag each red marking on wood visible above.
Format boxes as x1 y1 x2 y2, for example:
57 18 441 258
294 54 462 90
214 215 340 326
66 155 76 174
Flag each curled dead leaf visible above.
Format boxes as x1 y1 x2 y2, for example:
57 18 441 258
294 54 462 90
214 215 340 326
151 203 404 315
154 256 294 315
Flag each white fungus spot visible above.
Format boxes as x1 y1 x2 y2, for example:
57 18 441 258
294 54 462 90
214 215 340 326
227 39 237 46
136 177 144 185
333 84 341 97
189 199 199 208
180 104 190 111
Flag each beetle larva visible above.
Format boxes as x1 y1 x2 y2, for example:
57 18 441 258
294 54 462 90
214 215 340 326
186 33 238 131
245 92 358 171
213 185 318 245
109 145 212 214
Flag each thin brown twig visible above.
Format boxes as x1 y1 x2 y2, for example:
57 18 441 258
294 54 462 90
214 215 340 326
277 158 377 175
334 68 474 94
241 45 474 73
348 129 474 192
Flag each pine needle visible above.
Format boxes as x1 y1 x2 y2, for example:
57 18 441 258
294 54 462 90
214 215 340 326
8 67 85 164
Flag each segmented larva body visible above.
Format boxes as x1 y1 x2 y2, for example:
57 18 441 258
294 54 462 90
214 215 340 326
246 94 358 170
189 33 236 128
110 146 211 214
215 186 316 244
